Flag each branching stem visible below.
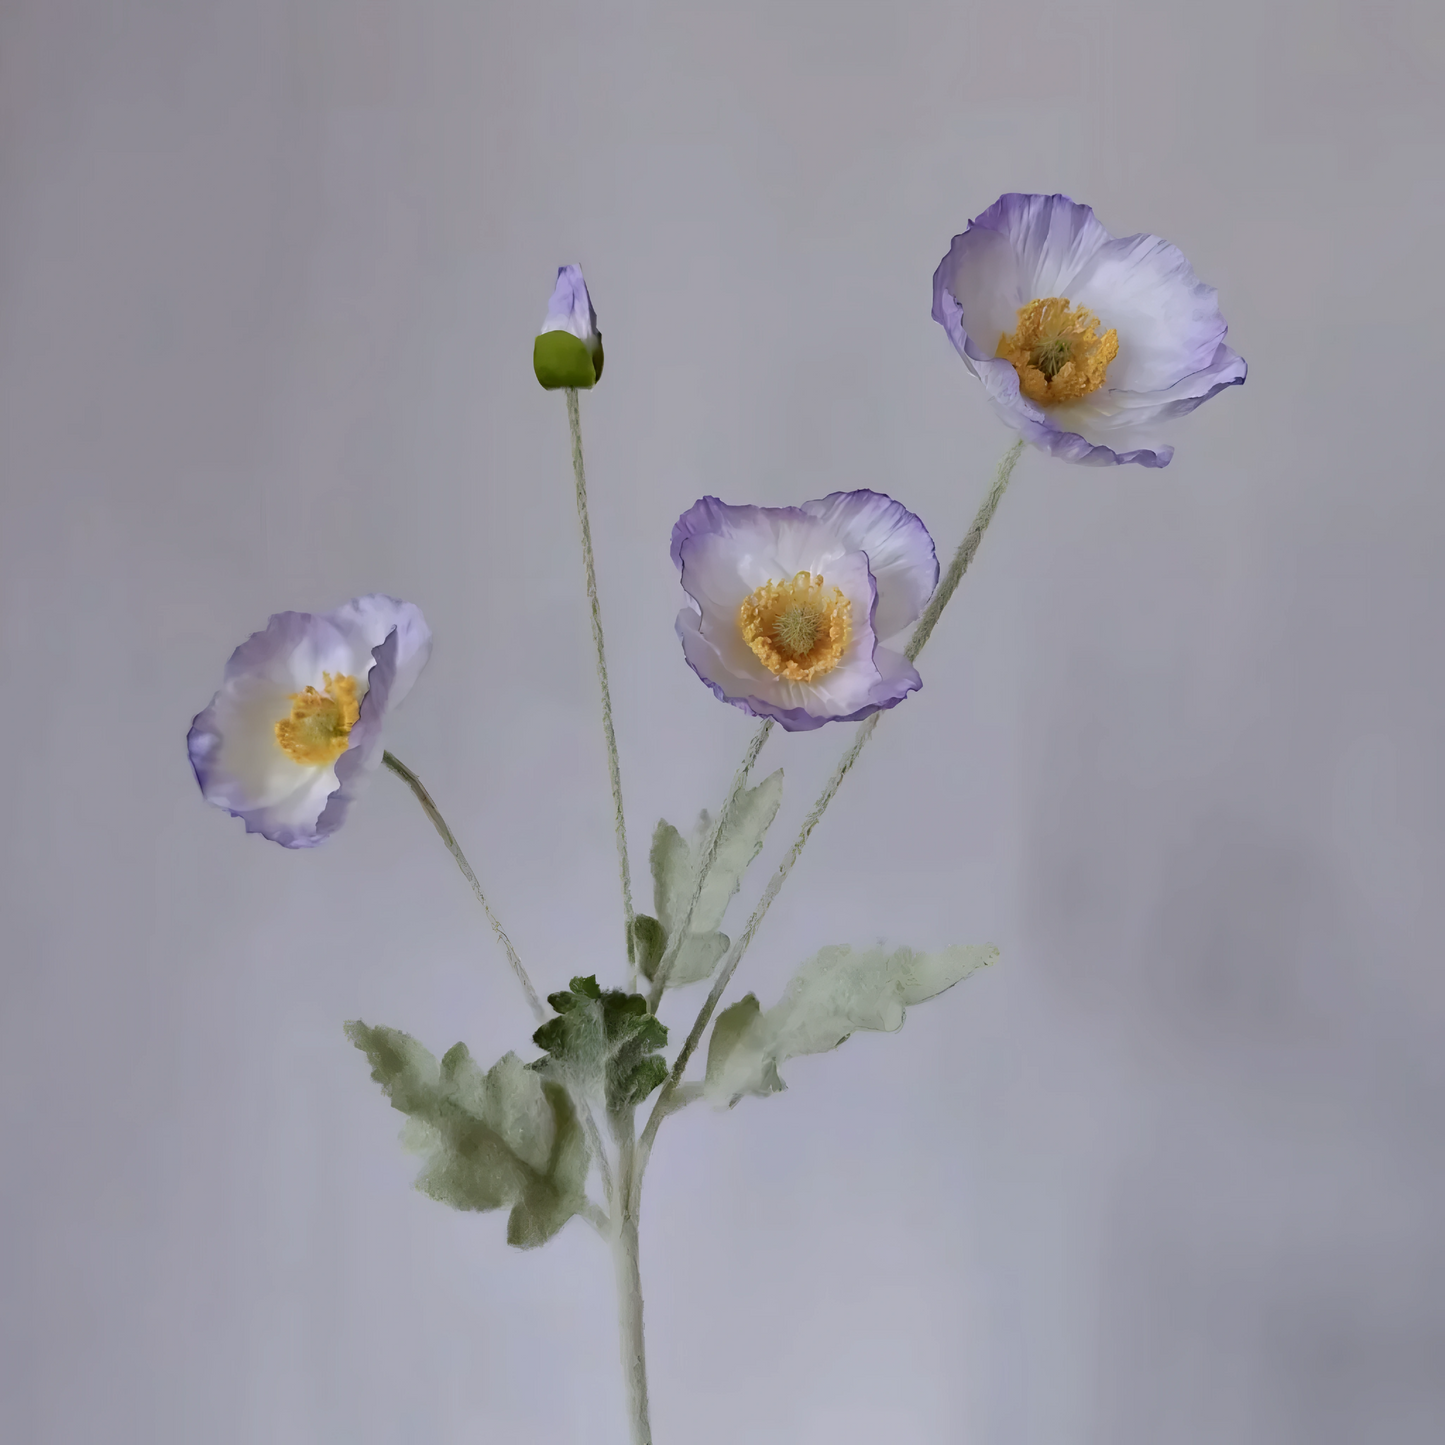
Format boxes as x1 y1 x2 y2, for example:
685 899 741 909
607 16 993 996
637 439 1025 1169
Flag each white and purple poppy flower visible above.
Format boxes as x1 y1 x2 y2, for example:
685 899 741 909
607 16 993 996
533 264 604 389
672 491 938 731
933 193 1246 468
188 595 431 848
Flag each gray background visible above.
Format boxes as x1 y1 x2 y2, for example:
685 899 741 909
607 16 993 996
2 1 1442 1441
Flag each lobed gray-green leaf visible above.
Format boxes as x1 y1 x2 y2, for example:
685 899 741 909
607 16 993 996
703 943 998 1105
346 1022 588 1247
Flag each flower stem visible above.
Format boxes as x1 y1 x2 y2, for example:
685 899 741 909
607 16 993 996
611 1114 653 1444
638 439 1025 1164
645 718 774 1007
382 750 545 1020
382 750 616 1205
904 438 1023 664
566 388 637 984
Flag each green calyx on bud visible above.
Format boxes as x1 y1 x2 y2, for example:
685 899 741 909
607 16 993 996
533 330 603 390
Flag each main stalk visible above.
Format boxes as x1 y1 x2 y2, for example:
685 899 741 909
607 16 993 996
611 1117 653 1443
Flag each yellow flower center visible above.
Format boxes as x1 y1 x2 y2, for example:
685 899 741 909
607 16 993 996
997 297 1118 406
738 572 852 682
274 672 361 765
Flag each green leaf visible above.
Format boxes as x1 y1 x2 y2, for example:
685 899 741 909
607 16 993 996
532 330 598 389
647 769 784 987
703 943 998 1105
346 1023 587 1248
630 915 666 979
530 976 669 1114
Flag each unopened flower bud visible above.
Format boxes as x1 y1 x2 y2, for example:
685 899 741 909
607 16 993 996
533 264 603 389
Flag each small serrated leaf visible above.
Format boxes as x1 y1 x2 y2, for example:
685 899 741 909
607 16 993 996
622 1056 669 1111
346 1022 587 1247
702 944 998 1105
530 979 670 1114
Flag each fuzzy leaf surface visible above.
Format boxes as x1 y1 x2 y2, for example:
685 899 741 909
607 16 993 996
630 915 666 980
647 769 783 987
704 943 998 1104
532 976 669 1113
346 1023 587 1247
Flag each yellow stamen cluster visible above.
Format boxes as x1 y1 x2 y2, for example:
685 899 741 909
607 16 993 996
997 297 1118 406
275 673 360 765
738 572 852 682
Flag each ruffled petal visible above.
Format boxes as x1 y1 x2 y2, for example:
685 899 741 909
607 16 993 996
944 350 1172 467
1068 233 1232 393
675 609 835 731
671 497 848 578
968 194 1112 299
675 533 779 684
1051 341 1248 445
314 626 399 839
865 645 923 713
188 672 346 848
323 595 432 709
799 490 938 640
933 224 1025 367
676 607 906 733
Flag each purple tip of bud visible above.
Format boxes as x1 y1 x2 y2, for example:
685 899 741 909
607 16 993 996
543 264 599 343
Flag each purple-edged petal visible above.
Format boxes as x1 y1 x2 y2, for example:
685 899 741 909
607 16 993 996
939 339 1175 468
671 492 937 730
676 607 921 732
933 193 1245 468
798 490 938 640
188 594 430 847
1068 233 1230 393
934 228 1022 376
868 646 923 713
314 626 399 840
1051 341 1248 443
671 496 820 574
966 194 1112 302
325 594 432 708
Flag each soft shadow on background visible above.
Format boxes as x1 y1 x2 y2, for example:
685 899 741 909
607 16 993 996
2 2 1442 1442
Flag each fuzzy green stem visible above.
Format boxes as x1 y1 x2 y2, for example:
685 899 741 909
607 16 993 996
382 751 544 1020
638 715 878 1162
567 387 637 983
638 440 1025 1165
382 750 615 1207
611 1113 653 1444
645 718 774 1007
904 438 1023 664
